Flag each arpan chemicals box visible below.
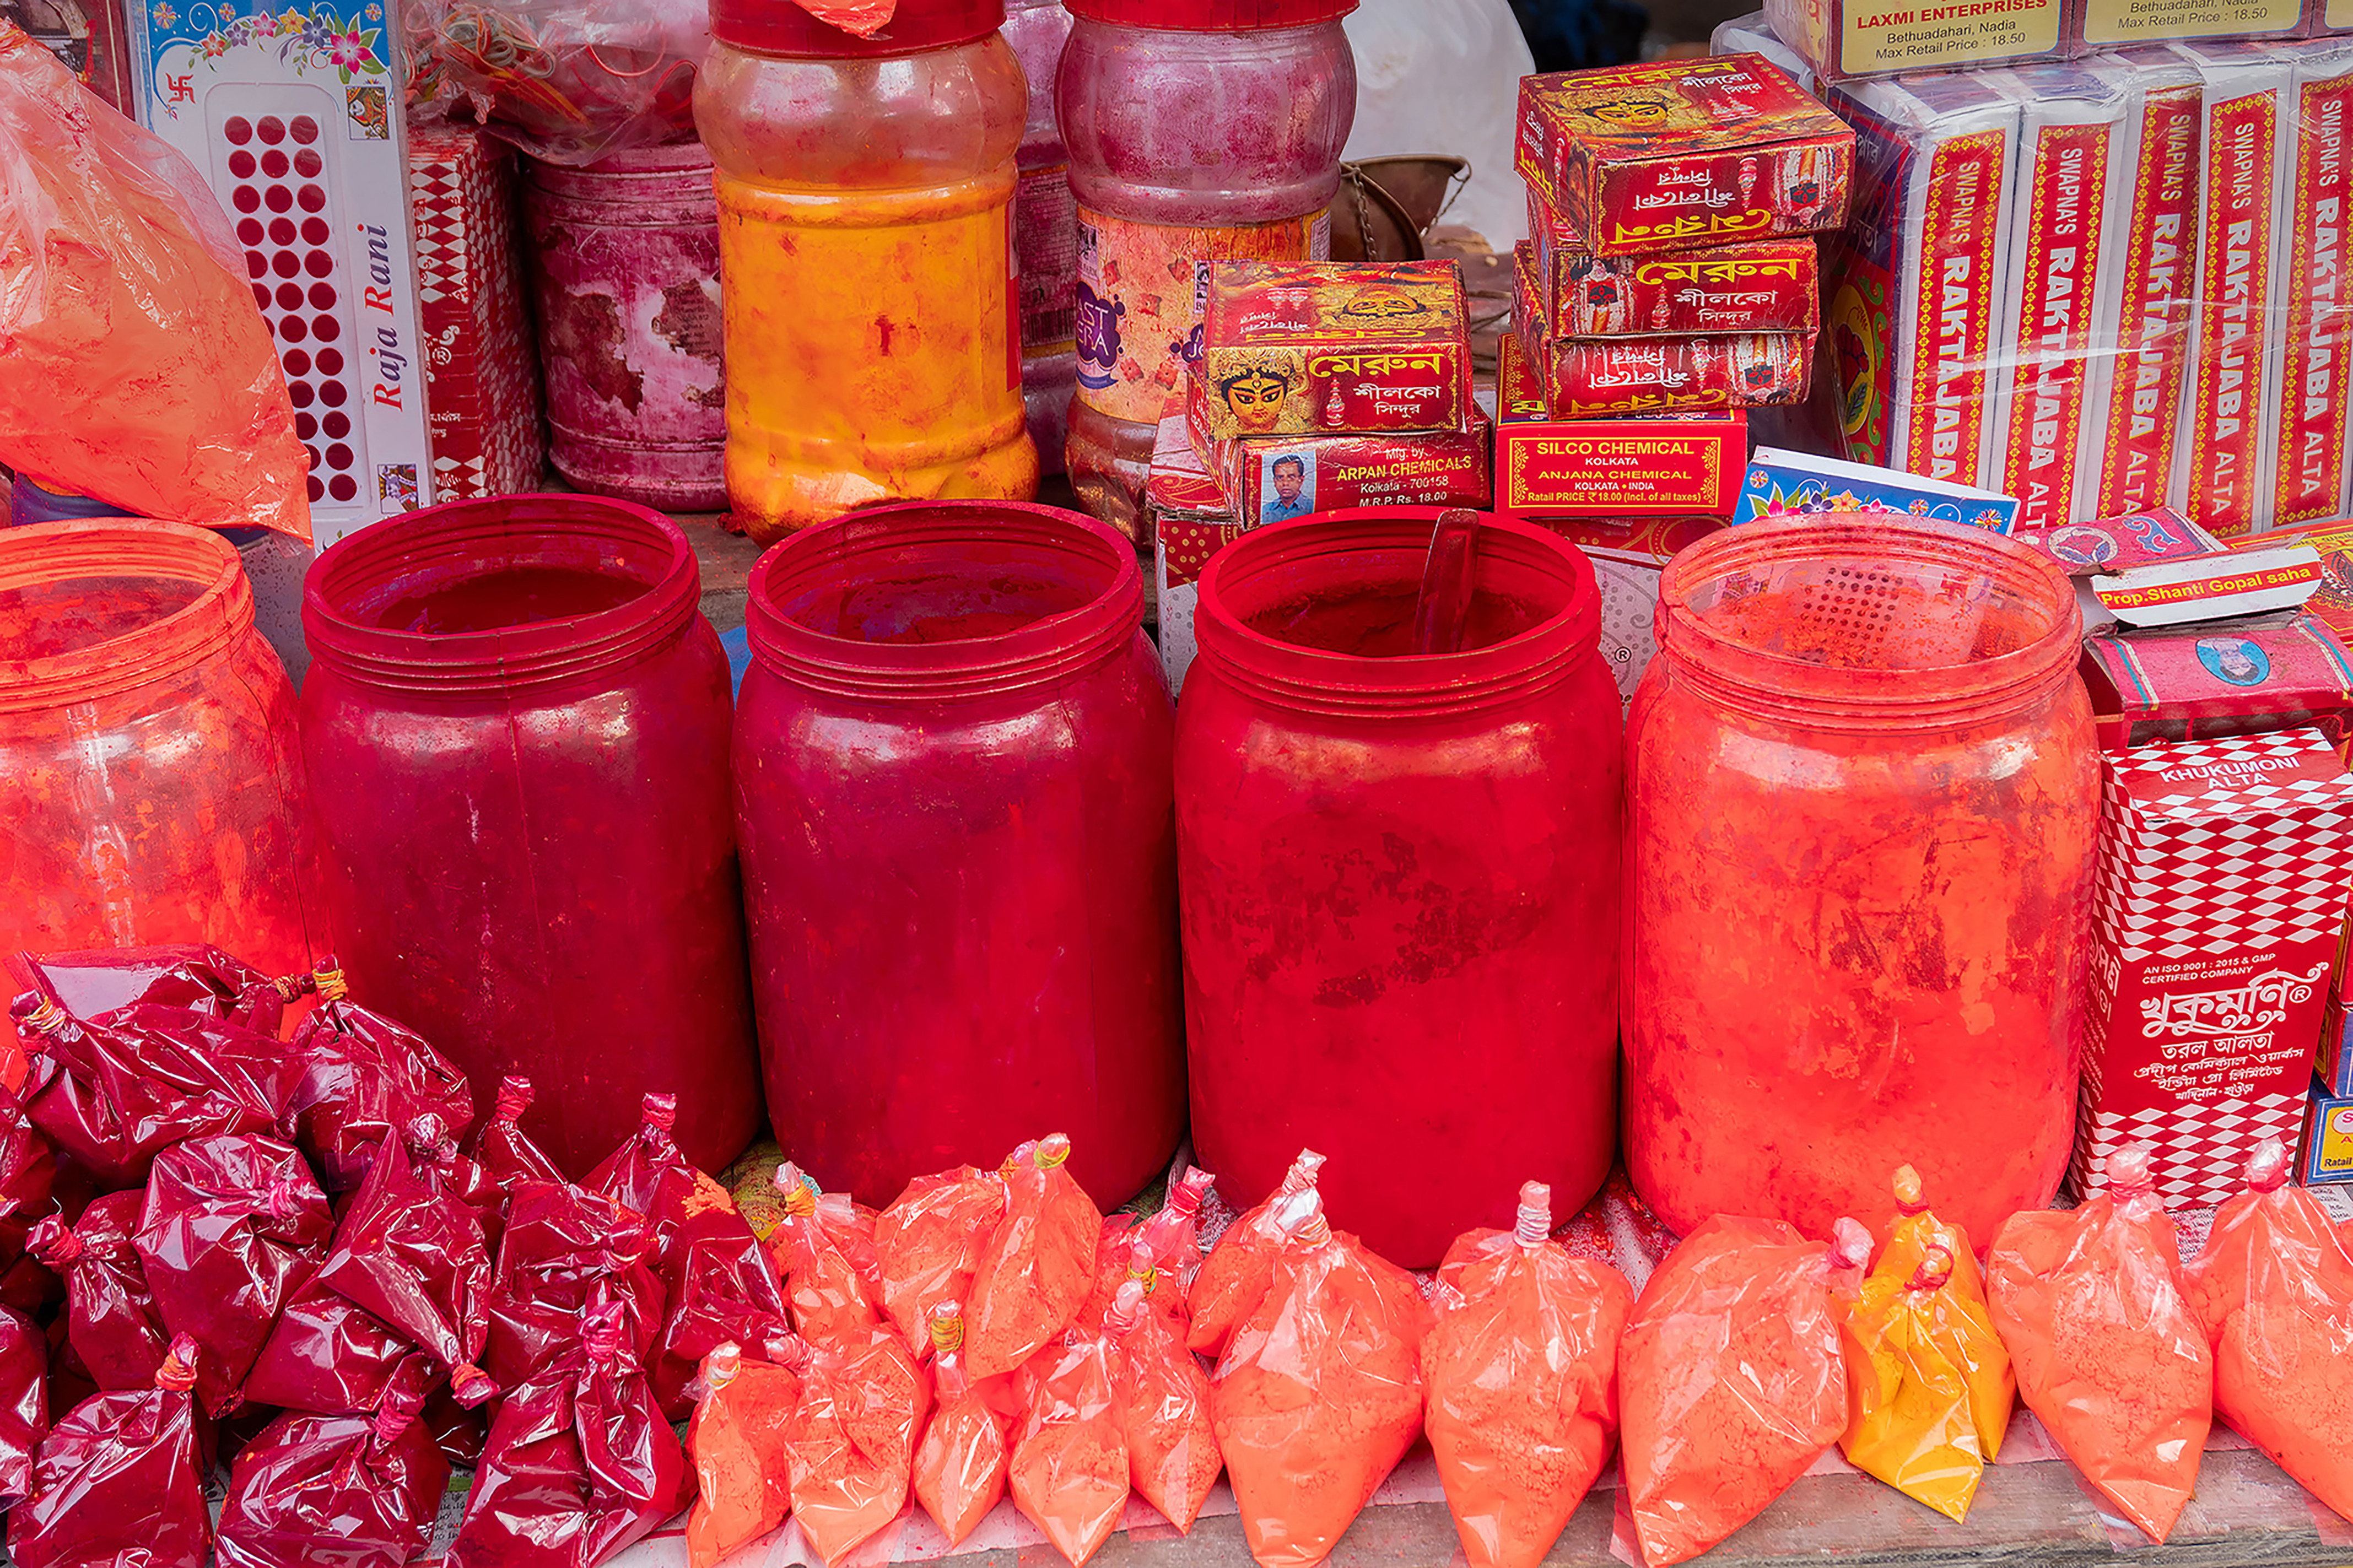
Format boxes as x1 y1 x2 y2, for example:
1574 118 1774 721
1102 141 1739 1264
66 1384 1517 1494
2074 727 2353 1207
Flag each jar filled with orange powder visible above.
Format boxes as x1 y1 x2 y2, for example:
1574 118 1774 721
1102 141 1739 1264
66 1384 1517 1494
696 0 1041 543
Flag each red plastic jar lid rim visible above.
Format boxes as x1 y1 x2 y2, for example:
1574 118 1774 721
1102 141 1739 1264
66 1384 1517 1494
710 0 1005 57
0 519 252 716
1066 0 1356 26
1655 517 2079 731
301 494 700 700
1192 509 1602 721
746 501 1143 704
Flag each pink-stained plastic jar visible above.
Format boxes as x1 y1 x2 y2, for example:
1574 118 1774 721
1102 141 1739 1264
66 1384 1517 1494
1176 510 1622 1268
1624 520 2097 1245
736 500 1183 1209
1057 0 1357 537
296 495 763 1177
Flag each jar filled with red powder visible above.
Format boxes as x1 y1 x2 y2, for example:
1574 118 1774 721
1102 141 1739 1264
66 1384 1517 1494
1624 518 2097 1246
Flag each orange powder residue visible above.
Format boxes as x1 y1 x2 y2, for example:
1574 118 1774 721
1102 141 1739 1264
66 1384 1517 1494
1988 1144 2211 1544
1009 1328 1131 1567
1422 1183 1633 1568
2183 1139 2353 1522
1105 1278 1221 1531
966 1136 1102 1379
910 1302 1008 1549
1618 1215 1870 1567
686 1344 800 1568
1210 1189 1427 1568
876 1165 1006 1360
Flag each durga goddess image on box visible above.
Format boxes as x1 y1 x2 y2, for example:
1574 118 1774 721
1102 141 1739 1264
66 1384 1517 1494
1214 350 1301 436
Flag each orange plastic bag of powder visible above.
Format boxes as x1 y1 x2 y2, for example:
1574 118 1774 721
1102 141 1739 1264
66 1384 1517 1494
779 1325 933 1566
910 1301 1008 1549
1105 1277 1220 1531
965 1136 1101 1379
875 1165 1005 1360
1422 1181 1633 1568
1010 1327 1131 1567
685 1342 800 1568
769 1162 884 1348
1875 1164 2015 1457
1210 1187 1429 1568
2184 1138 2353 1522
1988 1144 2211 1543
0 28 309 539
1619 1215 1871 1567
1188 1150 1324 1357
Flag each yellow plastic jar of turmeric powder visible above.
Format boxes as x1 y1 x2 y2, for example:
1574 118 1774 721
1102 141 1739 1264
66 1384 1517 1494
695 0 1040 542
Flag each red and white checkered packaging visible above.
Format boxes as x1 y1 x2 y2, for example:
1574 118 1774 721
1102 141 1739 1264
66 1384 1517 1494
2074 727 2353 1208
2171 41 2294 539
408 125 544 501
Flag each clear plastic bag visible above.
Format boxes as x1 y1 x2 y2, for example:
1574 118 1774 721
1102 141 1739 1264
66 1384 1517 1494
685 1342 800 1568
912 1301 1010 1549
402 0 706 165
1988 1144 2211 1544
0 29 308 539
1105 1276 1219 1533
1010 1326 1130 1567
770 1161 884 1349
1210 1187 1429 1568
2184 1139 2353 1522
779 1326 933 1566
1189 1150 1324 1358
1619 1215 1871 1567
966 1136 1102 1380
876 1164 1005 1360
1423 1182 1632 1568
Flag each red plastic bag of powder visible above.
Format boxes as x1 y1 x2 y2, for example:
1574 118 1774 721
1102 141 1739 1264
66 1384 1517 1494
0 1306 47 1507
913 1300 1010 1548
14 944 292 1037
449 1300 693 1568
244 1273 436 1417
134 1132 334 1416
1989 1144 2211 1543
1618 1215 1872 1567
2184 1138 2353 1522
780 1324 934 1565
1105 1275 1219 1532
8 1334 211 1568
1011 1325 1131 1567
214 1383 452 1568
471 1076 565 1198
0 1097 56 1283
686 1342 801 1568
483 1178 666 1391
1422 1181 1633 1568
0 29 310 539
589 1091 703 1272
1210 1186 1431 1568
306 1116 499 1407
771 1160 885 1347
1189 1150 1325 1357
26 1192 166 1392
279 960 475 1194
875 1163 1005 1359
967 1134 1103 1378
649 1181 795 1423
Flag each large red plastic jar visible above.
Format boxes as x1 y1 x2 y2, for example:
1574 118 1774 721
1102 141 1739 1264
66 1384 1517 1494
1625 519 2098 1246
736 500 1181 1210
297 495 762 1177
1057 0 1357 536
1176 510 1622 1268
0 520 322 1068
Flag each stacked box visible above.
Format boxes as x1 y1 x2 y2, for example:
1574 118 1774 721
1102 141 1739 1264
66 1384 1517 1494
1821 71 2023 489
2171 42 2295 539
2305 1080 2353 1181
2073 726 2353 1208
1148 414 1244 698
408 125 544 502
1985 64 2134 533
2272 42 2353 525
1493 334 1748 520
2080 51 2205 522
1760 0 2071 84
1710 10 1820 93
